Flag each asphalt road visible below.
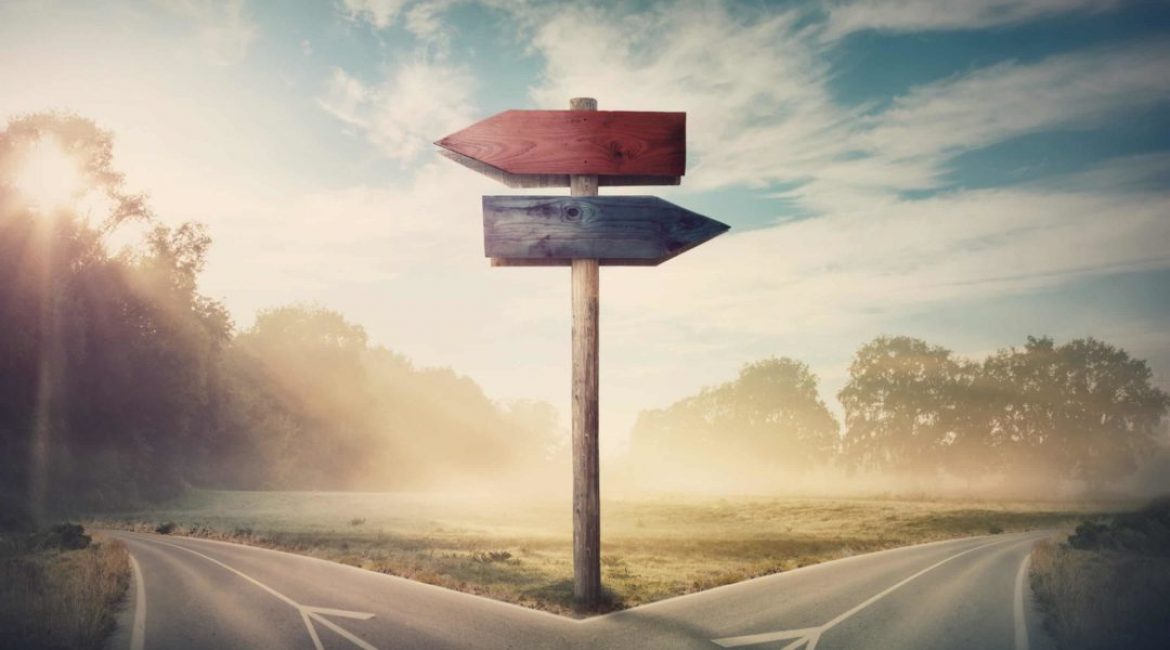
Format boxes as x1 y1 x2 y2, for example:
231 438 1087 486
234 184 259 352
101 529 1055 650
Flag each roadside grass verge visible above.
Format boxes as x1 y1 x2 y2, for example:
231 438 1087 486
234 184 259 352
1030 497 1170 650
0 526 130 650
90 491 1109 616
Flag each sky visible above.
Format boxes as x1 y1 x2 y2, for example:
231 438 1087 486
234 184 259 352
2 0 1168 455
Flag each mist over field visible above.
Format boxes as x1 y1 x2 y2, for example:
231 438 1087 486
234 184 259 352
0 110 1166 529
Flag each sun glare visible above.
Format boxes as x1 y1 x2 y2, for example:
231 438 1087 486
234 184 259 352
12 137 84 213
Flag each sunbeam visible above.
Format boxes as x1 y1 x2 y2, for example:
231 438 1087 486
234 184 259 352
12 136 83 213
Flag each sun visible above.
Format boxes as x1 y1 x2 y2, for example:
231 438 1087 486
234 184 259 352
11 136 84 213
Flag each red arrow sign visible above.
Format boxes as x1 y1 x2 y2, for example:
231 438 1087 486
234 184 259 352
435 110 685 177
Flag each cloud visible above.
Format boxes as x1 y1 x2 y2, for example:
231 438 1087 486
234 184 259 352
318 61 476 162
319 68 369 126
341 0 409 29
860 41 1170 160
342 0 458 52
503 1 1170 436
403 0 459 53
605 185 1170 338
1039 152 1170 194
154 0 257 65
524 2 839 189
523 2 1170 213
587 172 1170 441
822 0 1125 39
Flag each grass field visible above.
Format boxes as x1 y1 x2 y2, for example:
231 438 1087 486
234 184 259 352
90 490 1115 615
0 530 129 650
1029 499 1170 650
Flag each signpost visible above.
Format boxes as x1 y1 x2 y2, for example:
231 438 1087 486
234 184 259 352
437 97 728 610
483 196 728 265
436 107 684 186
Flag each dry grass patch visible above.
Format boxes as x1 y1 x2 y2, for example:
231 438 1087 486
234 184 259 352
91 490 1110 615
1030 498 1170 650
0 534 129 650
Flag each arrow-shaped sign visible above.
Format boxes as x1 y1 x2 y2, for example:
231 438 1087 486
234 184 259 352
437 149 681 188
437 110 685 180
483 195 729 266
440 97 726 610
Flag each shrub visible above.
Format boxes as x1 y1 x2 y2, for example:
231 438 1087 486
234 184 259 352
1067 497 1170 556
155 521 176 535
470 550 513 563
39 523 91 550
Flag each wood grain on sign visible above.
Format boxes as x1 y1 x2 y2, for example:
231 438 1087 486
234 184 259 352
483 196 730 266
436 110 686 177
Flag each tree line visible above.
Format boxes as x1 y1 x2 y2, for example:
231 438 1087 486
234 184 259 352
0 114 558 526
630 335 1169 494
3 113 1166 525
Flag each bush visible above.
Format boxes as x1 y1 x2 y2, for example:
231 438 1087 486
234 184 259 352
155 521 176 535
39 523 91 550
1067 497 1170 555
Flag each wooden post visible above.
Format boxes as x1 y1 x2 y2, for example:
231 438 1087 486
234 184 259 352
569 96 601 609
442 94 724 610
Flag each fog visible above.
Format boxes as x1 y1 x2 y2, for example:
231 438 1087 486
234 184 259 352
2 115 1168 531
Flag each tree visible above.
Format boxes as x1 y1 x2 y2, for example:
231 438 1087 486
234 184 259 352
218 304 563 490
0 113 230 519
0 111 589 514
982 336 1169 490
225 304 375 488
630 357 839 488
838 336 970 476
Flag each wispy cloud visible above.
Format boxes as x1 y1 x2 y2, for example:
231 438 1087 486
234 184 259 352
318 61 476 163
822 0 1126 39
605 185 1170 338
403 0 459 54
313 0 1170 438
525 1 832 185
522 2 1170 212
341 0 409 29
861 41 1170 159
489 0 1170 433
342 0 459 54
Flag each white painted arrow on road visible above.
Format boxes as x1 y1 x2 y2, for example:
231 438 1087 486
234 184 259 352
301 606 377 650
155 539 379 650
712 539 1005 649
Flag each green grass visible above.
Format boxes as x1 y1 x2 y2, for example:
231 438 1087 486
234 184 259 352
0 534 129 650
90 490 1112 615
